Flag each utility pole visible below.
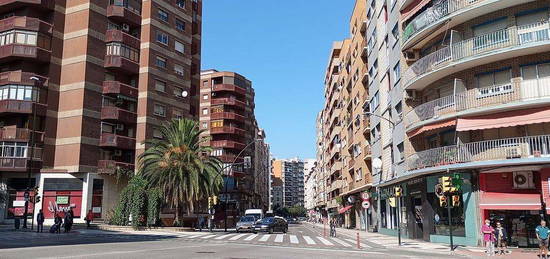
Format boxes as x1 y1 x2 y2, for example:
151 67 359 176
24 76 41 229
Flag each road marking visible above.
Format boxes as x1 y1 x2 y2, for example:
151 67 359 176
303 235 316 245
316 236 333 246
229 233 247 240
345 238 369 248
200 235 216 239
289 235 298 244
258 234 270 242
274 234 284 243
185 235 202 239
244 234 258 241
331 237 352 247
214 234 235 240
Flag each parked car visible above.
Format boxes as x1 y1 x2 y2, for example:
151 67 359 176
236 216 256 232
252 217 288 234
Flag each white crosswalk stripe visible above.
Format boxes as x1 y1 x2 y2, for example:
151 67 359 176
214 234 235 240
303 235 316 245
258 234 270 242
244 234 258 241
331 237 352 247
185 235 202 239
289 235 298 244
316 236 334 246
229 233 248 240
344 238 369 248
200 235 216 239
274 234 284 243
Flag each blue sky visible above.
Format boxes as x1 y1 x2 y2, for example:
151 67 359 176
201 0 354 159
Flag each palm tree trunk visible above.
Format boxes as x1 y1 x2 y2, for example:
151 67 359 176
174 204 181 226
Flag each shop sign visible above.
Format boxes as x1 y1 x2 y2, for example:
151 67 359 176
56 196 69 204
12 200 25 207
92 207 101 213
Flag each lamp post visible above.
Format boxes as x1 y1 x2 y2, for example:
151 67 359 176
23 76 41 229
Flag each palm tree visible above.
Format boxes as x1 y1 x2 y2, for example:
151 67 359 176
138 119 223 226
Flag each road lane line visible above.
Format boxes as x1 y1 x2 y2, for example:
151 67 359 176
289 235 298 244
244 234 258 241
214 234 235 240
331 237 352 247
303 235 316 245
345 238 370 248
229 233 247 240
258 234 270 242
316 236 333 246
200 235 216 239
274 234 284 243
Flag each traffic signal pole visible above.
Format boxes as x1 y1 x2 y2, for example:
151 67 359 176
397 197 401 246
447 195 454 251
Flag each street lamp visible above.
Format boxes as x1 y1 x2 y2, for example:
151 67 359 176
23 76 41 229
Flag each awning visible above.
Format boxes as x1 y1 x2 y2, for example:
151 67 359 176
401 0 431 24
456 107 550 132
479 192 542 210
338 205 353 214
407 119 456 138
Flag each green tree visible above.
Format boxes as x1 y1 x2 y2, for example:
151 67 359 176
138 119 223 226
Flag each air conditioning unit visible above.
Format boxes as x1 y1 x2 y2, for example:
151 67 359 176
116 124 124 131
122 23 130 32
513 171 534 189
505 145 522 158
404 50 420 63
405 89 418 100
114 150 123 156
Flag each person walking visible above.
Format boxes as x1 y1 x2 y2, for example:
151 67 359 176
85 209 93 229
54 212 62 234
64 209 73 233
198 215 204 232
36 209 45 233
537 220 550 259
481 219 495 256
494 221 508 255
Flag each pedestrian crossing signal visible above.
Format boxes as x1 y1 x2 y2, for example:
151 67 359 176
439 196 448 207
452 195 460 207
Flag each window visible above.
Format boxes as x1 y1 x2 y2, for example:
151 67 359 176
211 120 223 128
397 142 405 161
393 62 401 82
176 0 185 8
156 31 168 45
356 168 363 181
0 142 28 158
392 24 399 45
476 69 512 98
155 80 166 92
352 144 362 157
174 64 185 76
0 85 39 101
203 94 209 100
175 41 185 53
153 104 166 117
173 87 185 98
155 56 167 68
106 43 139 62
176 19 186 31
173 109 183 119
522 62 550 80
153 128 163 139
202 122 208 129
158 9 168 22
370 91 380 111
395 101 402 116
202 108 208 115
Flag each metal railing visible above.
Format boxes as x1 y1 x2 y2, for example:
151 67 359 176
407 135 550 171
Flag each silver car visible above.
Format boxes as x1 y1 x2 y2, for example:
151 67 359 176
236 216 256 232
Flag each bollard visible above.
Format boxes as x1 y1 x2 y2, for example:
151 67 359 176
356 232 361 249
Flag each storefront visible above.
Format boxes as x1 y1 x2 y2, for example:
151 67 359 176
41 178 84 218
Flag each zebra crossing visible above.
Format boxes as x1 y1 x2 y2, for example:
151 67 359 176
174 232 371 249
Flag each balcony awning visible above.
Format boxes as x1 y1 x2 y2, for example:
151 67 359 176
456 107 550 132
479 192 542 210
338 205 353 214
407 119 456 138
401 0 431 23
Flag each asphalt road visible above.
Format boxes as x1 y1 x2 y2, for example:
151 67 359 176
0 224 472 259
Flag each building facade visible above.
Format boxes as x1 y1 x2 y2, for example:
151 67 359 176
0 0 202 224
253 128 270 212
303 159 316 211
270 159 284 210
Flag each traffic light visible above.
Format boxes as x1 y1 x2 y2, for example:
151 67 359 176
439 196 448 207
452 195 460 207
34 196 41 204
208 197 212 208
213 196 218 205
452 173 463 191
441 176 452 193
388 197 396 207
394 187 402 197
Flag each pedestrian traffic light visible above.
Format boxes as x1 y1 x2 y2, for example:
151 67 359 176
452 174 463 191
440 176 452 193
452 195 460 207
213 196 218 205
394 187 402 197
439 196 448 207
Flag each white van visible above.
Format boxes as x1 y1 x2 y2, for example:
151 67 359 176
245 209 263 220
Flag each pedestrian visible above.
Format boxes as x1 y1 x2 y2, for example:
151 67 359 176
198 215 204 232
481 219 495 256
85 209 93 229
54 212 62 234
64 209 73 233
494 221 508 255
36 209 45 233
537 220 550 259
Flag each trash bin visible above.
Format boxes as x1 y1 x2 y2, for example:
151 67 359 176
14 217 20 230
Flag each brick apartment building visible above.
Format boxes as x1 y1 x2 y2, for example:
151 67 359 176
0 0 202 224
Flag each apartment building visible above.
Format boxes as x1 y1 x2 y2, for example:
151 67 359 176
253 129 270 212
319 0 372 230
314 112 327 216
0 0 202 224
199 69 260 226
282 158 305 207
303 159 316 211
270 159 284 210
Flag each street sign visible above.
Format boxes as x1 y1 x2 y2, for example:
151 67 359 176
361 200 370 209
347 196 356 203
361 192 370 200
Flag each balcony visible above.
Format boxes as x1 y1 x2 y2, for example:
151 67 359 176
0 100 46 115
210 140 246 150
210 126 246 136
104 55 139 74
0 71 48 86
0 44 50 63
330 161 342 174
211 98 246 108
216 154 242 163
101 106 137 124
212 84 246 95
407 135 550 173
403 20 550 90
363 146 372 160
0 16 52 34
99 133 136 150
97 160 134 175
210 112 245 122
0 128 43 141
106 4 141 26
405 77 550 130
0 0 55 13
329 179 344 192
401 0 528 50
102 81 138 99
0 147 42 172
105 29 140 50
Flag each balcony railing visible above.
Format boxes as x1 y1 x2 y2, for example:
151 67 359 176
363 146 372 160
97 160 134 174
210 140 246 150
0 100 46 115
0 71 48 86
105 29 140 49
405 77 550 128
0 128 43 141
99 133 136 150
102 81 138 98
407 135 550 171
210 112 245 122
104 55 139 74
403 21 550 89
210 126 246 136
212 84 246 95
101 106 137 124
0 0 55 12
211 98 246 108
0 44 50 62
0 16 52 34
106 4 141 26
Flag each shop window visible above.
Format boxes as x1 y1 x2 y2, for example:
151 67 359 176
429 192 466 237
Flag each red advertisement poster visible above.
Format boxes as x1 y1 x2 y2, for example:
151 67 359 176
42 191 82 218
